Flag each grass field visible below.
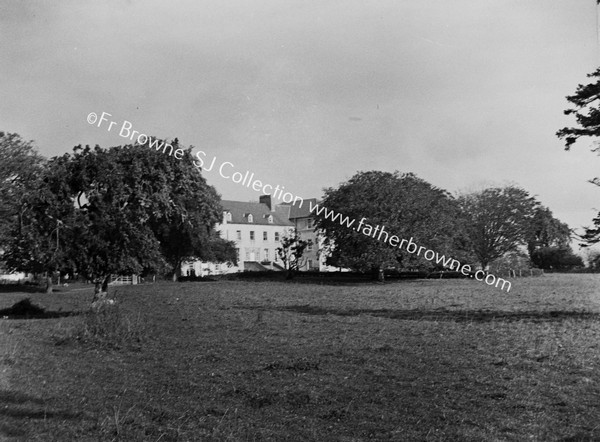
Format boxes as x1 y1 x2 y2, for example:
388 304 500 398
0 274 599 441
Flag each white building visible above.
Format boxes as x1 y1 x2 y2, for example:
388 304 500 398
182 195 293 276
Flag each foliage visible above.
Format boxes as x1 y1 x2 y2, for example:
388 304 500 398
531 246 584 271
0 132 45 252
557 68 600 245
139 139 237 279
556 67 600 151
524 206 571 257
587 250 600 271
65 144 168 293
3 155 77 292
276 228 312 279
487 251 531 275
314 171 471 279
458 185 538 269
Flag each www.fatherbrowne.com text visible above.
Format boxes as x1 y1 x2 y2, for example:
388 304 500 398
307 201 511 292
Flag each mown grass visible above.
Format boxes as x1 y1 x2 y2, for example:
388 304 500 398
0 274 599 441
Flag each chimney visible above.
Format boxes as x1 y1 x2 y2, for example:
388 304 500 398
259 195 273 211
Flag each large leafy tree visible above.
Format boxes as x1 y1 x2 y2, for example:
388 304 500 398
524 206 571 258
314 171 470 281
458 186 539 269
0 132 45 255
6 140 236 297
557 68 600 244
65 144 166 296
140 139 237 281
67 141 236 291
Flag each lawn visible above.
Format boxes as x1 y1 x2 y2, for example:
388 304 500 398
0 274 599 441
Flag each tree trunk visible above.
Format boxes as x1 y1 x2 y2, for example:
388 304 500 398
101 275 109 293
92 275 110 304
45 275 53 294
172 259 182 282
370 266 385 282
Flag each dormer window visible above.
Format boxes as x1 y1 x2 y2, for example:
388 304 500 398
247 214 253 223
225 211 232 222
268 215 273 224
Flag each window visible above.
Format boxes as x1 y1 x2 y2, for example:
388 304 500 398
225 212 232 222
236 248 240 261
268 215 273 224
307 242 313 251
245 250 250 260
264 249 269 260
275 232 280 242
306 218 313 229
236 230 241 240
263 231 268 241
250 231 255 241
308 259 313 269
247 214 253 223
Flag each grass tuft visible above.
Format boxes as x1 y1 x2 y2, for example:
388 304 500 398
54 301 145 349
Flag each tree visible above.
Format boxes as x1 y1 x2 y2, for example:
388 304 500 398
129 138 236 281
314 171 469 281
67 141 235 292
276 228 312 279
5 140 233 299
458 186 538 269
0 132 45 253
525 206 571 258
557 68 600 244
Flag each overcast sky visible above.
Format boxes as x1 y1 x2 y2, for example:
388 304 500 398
2 0 599 252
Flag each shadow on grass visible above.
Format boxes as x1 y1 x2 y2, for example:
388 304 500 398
216 271 434 286
239 304 600 323
0 284 45 294
0 391 47 405
0 298 79 320
0 389 82 439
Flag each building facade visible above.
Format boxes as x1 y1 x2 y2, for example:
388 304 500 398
182 195 294 276
181 194 346 276
280 198 321 271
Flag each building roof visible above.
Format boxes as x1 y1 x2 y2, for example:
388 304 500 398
281 198 319 219
221 200 293 226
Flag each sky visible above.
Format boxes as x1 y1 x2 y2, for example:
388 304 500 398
1 0 599 254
